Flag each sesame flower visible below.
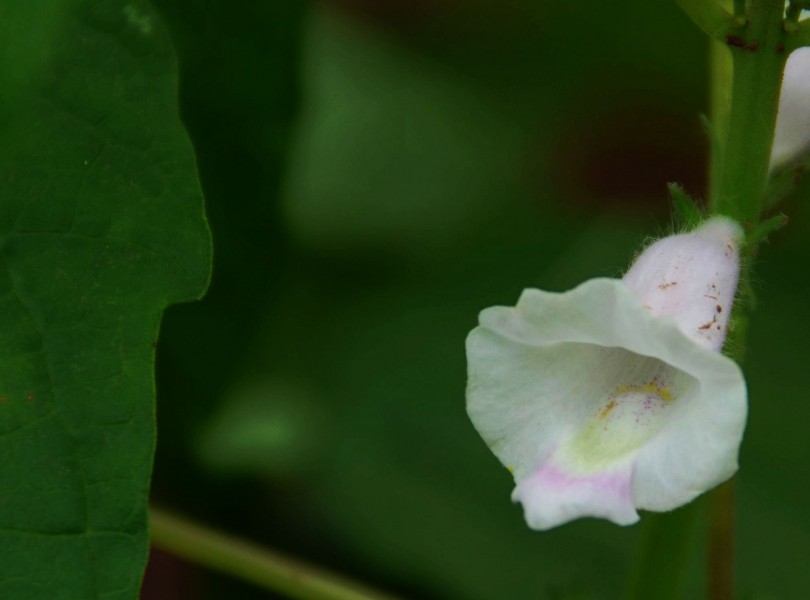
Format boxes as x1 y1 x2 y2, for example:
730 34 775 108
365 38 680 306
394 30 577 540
466 218 748 530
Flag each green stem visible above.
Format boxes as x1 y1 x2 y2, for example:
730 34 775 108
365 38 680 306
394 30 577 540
704 304 749 599
707 482 736 600
149 507 401 600
677 0 738 39
710 0 788 225
622 504 702 600
704 3 787 599
709 41 734 202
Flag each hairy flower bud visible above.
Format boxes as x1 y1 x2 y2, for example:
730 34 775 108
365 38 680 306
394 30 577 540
623 218 740 350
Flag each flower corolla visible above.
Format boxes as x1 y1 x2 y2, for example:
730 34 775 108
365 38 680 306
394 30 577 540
466 217 748 530
772 46 810 170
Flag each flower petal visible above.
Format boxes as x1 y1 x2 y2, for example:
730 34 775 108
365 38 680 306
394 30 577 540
513 459 638 529
466 278 747 529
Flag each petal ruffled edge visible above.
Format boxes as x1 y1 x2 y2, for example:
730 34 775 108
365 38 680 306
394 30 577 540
466 278 747 523
513 458 639 529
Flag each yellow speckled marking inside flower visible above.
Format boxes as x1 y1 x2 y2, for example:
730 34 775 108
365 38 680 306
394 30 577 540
599 381 673 419
561 378 678 474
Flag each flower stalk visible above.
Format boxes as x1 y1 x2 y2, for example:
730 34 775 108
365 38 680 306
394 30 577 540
703 2 789 599
710 0 788 224
708 481 736 600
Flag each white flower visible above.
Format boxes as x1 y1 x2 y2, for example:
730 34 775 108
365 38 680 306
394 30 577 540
466 218 748 530
772 46 810 170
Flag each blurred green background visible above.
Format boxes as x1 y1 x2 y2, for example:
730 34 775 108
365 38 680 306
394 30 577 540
144 1 810 598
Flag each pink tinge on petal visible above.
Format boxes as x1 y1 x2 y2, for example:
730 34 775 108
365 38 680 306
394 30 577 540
512 460 639 530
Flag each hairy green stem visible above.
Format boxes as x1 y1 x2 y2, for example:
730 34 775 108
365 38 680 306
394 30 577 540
149 507 401 600
710 0 788 224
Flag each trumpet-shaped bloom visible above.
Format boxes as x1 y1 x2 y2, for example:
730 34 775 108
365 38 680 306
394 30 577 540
466 218 748 530
772 47 810 170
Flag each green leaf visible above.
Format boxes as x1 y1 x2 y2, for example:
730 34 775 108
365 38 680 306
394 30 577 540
747 212 789 247
0 1 211 597
668 182 705 230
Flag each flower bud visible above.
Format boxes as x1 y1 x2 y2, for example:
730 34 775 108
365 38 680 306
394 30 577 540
772 47 810 170
622 218 741 351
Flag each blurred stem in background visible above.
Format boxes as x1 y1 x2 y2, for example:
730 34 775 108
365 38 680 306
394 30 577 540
150 507 402 600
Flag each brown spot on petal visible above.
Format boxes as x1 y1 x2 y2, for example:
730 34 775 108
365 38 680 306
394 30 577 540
599 399 618 419
699 313 719 331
